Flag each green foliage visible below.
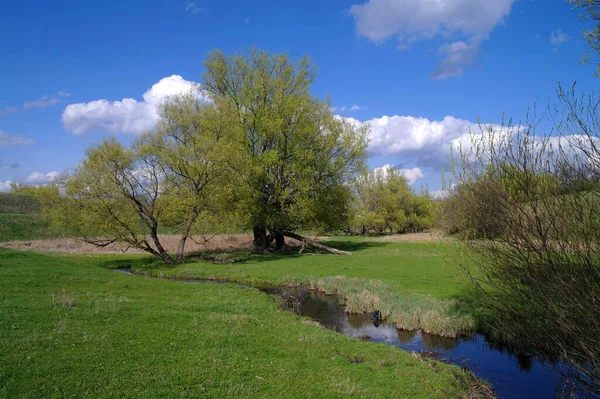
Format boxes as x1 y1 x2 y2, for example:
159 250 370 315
0 192 41 214
348 167 434 235
0 247 474 398
202 49 368 248
9 182 60 198
45 91 241 264
446 86 600 395
568 0 600 76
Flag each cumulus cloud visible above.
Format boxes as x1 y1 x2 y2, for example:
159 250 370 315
429 189 450 199
372 164 424 185
25 171 60 185
0 181 12 192
399 167 424 185
62 75 210 135
343 114 484 168
349 0 514 78
0 131 35 147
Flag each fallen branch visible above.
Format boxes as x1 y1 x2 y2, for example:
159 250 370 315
281 231 351 255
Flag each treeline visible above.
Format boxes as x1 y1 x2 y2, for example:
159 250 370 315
345 166 434 235
439 84 600 396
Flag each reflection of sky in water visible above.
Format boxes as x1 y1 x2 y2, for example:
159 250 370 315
266 287 568 399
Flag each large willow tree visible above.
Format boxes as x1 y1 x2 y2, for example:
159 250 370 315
202 49 368 252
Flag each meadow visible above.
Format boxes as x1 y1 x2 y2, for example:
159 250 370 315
0 244 485 398
0 202 491 398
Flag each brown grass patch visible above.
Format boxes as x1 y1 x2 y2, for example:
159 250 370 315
373 232 449 243
1 234 304 255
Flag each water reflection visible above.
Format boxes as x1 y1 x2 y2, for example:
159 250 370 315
262 286 571 399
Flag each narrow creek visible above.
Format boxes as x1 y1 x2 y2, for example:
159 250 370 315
260 285 582 399
114 269 585 398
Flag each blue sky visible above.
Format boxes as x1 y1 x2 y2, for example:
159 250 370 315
0 0 598 192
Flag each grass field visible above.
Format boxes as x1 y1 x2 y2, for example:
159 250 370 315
0 214 57 242
0 247 480 398
100 236 477 337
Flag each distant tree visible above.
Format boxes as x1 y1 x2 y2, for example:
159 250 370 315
46 91 236 264
568 0 600 75
447 85 600 395
202 49 368 252
348 166 433 235
9 182 59 197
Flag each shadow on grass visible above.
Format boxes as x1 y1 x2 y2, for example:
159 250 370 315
96 239 388 271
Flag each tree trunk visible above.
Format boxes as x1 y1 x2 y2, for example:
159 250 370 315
149 223 173 264
176 209 198 264
274 230 285 251
282 231 352 255
253 226 270 253
175 236 188 264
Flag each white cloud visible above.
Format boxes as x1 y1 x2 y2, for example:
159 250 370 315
62 75 210 135
25 171 59 185
432 39 480 80
0 181 12 192
550 29 569 53
0 106 18 116
332 104 364 112
399 167 424 185
23 95 60 110
344 114 483 168
430 189 450 199
372 164 424 185
58 91 71 97
185 1 207 14
349 0 514 78
0 131 35 147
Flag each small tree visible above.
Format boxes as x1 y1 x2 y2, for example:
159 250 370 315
447 85 600 395
46 91 235 264
349 166 433 235
202 48 368 252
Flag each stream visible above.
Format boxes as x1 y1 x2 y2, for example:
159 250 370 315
260 285 586 399
115 269 589 398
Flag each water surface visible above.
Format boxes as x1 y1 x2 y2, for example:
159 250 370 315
261 286 572 399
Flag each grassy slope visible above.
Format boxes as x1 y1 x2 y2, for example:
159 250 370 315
0 192 41 215
0 214 56 242
0 193 59 242
0 248 471 398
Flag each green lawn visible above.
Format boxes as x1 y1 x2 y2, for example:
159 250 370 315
0 247 476 398
139 237 467 299
105 237 477 337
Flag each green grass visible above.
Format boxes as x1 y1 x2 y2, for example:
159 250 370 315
99 237 479 337
0 247 477 398
0 214 59 242
0 192 41 214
